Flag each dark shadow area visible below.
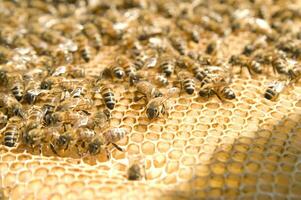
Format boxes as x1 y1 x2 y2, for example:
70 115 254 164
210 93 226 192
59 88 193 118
164 112 301 199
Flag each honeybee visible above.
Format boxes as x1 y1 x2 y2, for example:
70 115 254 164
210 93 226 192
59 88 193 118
288 65 301 83
100 85 116 110
82 22 103 50
146 87 179 120
71 86 88 98
178 55 207 81
58 96 94 112
199 80 236 101
74 127 99 156
127 156 146 181
0 111 7 129
0 93 25 118
86 137 105 156
117 56 136 76
155 73 169 86
134 81 162 102
229 54 248 66
80 45 92 63
133 53 145 70
51 110 89 128
87 109 111 129
26 106 46 130
2 117 22 147
22 127 47 153
206 40 219 55
159 55 175 77
10 74 24 101
51 65 85 78
264 81 286 101
247 59 263 74
170 36 187 55
272 56 288 75
23 88 44 105
40 79 52 90
102 59 125 80
49 128 73 156
0 70 8 86
102 127 128 152
176 71 195 95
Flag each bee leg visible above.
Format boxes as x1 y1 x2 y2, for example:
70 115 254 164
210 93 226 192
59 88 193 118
134 91 145 102
143 164 147 180
112 143 124 152
50 143 59 156
213 91 224 102
101 68 112 79
105 147 111 160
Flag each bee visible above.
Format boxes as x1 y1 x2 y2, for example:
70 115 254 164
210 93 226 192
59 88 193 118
159 55 175 77
102 127 128 152
74 127 99 156
71 86 87 98
170 36 187 55
40 79 52 90
0 70 8 86
100 85 116 110
82 22 103 50
51 65 85 78
23 88 44 105
176 71 195 95
2 117 22 147
127 156 146 181
229 55 248 66
80 45 92 63
206 40 219 55
288 65 301 83
10 74 24 101
26 106 46 130
134 81 162 102
86 137 105 156
155 73 169 86
272 56 288 75
264 81 286 101
133 54 145 70
49 129 73 156
0 94 25 118
199 80 236 101
102 59 125 79
146 87 179 120
177 55 207 81
22 126 46 153
0 111 7 129
87 109 111 129
117 56 137 79
247 59 263 74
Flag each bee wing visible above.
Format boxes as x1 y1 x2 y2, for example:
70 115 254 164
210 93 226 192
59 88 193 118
144 56 158 68
74 114 89 128
52 66 67 76
274 82 286 92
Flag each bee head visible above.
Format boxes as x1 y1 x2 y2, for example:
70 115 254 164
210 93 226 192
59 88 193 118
114 69 125 79
44 112 58 125
57 135 71 149
23 92 37 104
225 91 236 100
88 139 103 155
199 88 213 98
40 80 52 90
0 70 7 80
146 107 159 120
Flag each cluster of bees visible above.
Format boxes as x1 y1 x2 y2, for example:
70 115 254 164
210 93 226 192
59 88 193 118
0 0 301 181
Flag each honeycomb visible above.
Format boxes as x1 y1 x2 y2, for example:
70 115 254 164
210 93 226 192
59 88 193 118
1 1 301 200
